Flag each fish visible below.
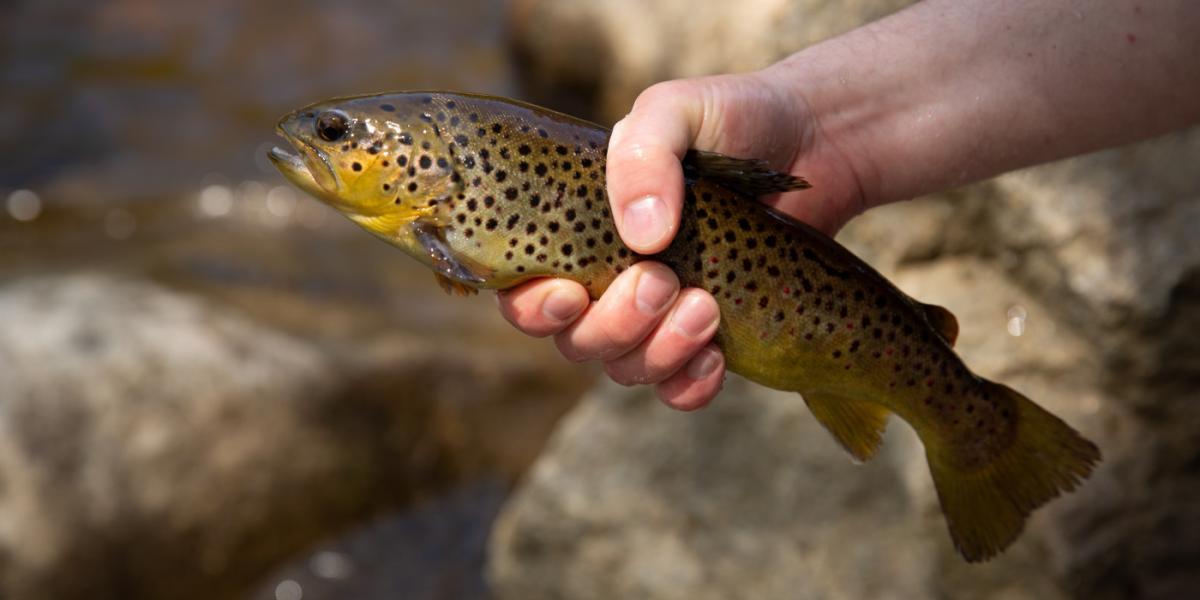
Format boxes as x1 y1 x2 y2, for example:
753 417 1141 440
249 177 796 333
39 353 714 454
268 91 1100 562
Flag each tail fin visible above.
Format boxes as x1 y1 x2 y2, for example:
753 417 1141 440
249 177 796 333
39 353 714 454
927 382 1100 562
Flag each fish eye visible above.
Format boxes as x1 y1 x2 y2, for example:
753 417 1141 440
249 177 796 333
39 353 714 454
315 110 350 142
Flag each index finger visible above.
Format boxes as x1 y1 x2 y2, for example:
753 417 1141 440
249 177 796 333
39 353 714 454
605 81 706 254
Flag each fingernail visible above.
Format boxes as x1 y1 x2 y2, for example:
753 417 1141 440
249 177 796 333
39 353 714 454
669 295 719 338
686 347 722 380
635 269 676 315
622 196 669 250
542 288 584 324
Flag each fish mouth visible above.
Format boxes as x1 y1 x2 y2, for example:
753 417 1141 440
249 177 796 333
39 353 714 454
268 124 339 198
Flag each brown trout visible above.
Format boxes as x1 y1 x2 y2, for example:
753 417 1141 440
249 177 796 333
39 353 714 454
269 91 1099 562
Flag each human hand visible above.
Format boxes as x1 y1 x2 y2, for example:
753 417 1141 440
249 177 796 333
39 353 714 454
498 69 869 410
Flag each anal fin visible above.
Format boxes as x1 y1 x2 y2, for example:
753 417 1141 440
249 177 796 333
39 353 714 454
803 392 891 463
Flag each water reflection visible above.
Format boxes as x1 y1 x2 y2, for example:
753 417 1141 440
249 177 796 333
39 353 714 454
6 189 42 221
0 1 575 599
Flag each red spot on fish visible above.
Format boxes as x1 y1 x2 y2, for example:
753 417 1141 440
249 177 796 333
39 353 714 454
734 298 742 305
710 257 719 263
845 322 854 330
885 347 894 356
926 378 935 387
783 286 791 294
1127 33 1137 44
844 364 851 370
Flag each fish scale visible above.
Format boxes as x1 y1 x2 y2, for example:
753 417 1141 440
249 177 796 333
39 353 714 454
270 91 1099 563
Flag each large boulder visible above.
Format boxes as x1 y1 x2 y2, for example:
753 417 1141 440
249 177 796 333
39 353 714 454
0 273 583 600
494 1 1200 598
509 0 913 123
488 256 1102 600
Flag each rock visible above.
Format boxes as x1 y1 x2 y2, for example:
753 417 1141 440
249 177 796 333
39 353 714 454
509 0 914 123
499 1 1200 597
0 273 585 600
488 257 1100 600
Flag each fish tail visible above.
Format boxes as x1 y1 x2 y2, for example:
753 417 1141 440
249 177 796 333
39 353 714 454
926 381 1100 562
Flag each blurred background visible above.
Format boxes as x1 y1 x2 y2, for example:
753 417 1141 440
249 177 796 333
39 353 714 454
1 1 1198 599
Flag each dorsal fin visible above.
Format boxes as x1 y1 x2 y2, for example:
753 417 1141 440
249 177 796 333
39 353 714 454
682 150 810 197
919 302 959 347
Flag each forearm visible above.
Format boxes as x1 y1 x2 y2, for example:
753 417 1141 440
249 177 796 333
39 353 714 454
772 0 1200 206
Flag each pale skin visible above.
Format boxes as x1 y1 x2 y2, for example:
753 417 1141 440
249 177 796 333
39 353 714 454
498 0 1200 410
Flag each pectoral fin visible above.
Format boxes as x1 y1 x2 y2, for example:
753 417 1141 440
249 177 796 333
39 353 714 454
411 220 492 295
682 150 811 197
803 392 891 463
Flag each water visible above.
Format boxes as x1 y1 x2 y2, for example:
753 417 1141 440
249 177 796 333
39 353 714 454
0 1 584 597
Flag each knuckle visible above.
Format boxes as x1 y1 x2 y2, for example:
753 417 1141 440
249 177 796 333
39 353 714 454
552 334 588 364
636 79 693 110
603 362 639 387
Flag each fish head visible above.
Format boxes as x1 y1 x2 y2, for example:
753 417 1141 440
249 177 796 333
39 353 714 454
269 94 458 235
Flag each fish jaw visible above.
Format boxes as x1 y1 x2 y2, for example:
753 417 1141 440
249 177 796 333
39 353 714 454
269 118 340 201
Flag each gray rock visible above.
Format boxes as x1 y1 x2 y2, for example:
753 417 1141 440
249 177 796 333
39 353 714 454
509 0 913 123
488 256 1102 600
0 273 584 600
498 3 1200 597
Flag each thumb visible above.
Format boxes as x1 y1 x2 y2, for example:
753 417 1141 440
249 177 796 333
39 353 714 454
606 81 707 254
